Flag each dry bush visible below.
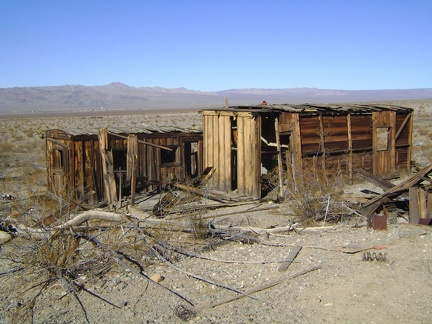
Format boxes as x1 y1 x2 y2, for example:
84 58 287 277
0 141 14 152
2 221 155 323
6 229 116 323
281 161 349 226
1 193 159 323
153 185 208 240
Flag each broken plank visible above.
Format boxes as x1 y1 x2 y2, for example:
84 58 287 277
362 164 432 217
356 169 395 191
173 182 230 202
278 246 302 272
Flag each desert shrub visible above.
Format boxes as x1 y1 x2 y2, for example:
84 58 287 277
11 133 25 142
418 128 430 136
282 161 349 226
24 128 35 138
2 207 157 323
0 141 14 151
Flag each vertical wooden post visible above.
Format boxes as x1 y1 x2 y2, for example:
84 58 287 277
84 140 95 203
75 141 84 199
427 191 432 218
419 187 427 220
275 116 283 199
389 111 396 176
291 114 302 173
407 112 414 174
118 167 122 207
346 114 353 183
219 115 231 192
203 113 215 189
371 112 378 176
237 116 245 195
318 115 326 170
127 134 138 205
409 186 419 224
98 128 117 209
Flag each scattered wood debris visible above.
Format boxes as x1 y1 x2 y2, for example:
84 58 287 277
362 164 432 224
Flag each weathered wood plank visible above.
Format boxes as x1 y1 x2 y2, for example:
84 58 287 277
173 183 229 203
409 186 420 224
291 113 302 171
212 115 220 189
127 134 138 205
346 114 353 183
224 116 232 191
74 141 84 199
237 116 245 195
98 128 117 207
275 116 283 198
356 169 394 191
278 246 302 272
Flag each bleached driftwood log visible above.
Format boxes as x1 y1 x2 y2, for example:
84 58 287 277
16 211 128 239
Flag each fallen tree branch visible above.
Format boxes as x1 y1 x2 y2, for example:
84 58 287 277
199 204 280 220
0 266 24 275
72 280 122 309
59 276 90 323
15 211 128 239
208 223 296 236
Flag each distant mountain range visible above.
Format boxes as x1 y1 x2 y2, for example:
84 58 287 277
1 82 431 115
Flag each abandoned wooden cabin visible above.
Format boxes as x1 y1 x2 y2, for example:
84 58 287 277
201 103 414 199
46 126 203 204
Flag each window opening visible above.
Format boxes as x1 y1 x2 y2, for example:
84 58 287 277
377 127 390 151
161 146 180 167
53 149 64 169
112 148 127 170
184 141 198 177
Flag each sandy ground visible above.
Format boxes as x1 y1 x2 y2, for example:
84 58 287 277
1 204 431 323
1 100 432 323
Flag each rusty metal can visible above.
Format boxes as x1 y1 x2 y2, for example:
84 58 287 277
369 214 387 230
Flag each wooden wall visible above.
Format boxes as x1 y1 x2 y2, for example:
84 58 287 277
202 111 261 199
295 111 412 180
46 130 203 203
203 112 232 192
395 113 413 174
236 113 261 198
371 111 395 178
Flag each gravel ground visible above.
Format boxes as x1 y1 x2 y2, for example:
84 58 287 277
1 202 432 323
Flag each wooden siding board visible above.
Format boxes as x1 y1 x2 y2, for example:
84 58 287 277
347 114 353 182
84 140 96 203
74 141 84 199
98 128 117 206
237 116 246 195
212 115 220 189
291 114 302 171
243 115 261 198
204 115 215 188
218 115 231 192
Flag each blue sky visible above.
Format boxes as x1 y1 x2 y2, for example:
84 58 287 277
1 0 431 91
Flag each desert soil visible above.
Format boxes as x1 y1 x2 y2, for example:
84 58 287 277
1 100 432 323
